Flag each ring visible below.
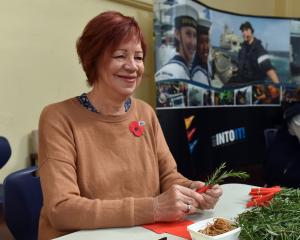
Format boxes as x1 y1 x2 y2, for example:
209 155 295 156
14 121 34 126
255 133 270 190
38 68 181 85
185 203 192 214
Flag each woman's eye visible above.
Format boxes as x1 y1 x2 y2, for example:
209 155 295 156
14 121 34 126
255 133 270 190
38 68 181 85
135 56 143 61
113 55 125 59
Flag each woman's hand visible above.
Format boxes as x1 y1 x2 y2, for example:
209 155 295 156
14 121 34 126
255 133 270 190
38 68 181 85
190 181 223 210
153 183 223 222
153 184 204 222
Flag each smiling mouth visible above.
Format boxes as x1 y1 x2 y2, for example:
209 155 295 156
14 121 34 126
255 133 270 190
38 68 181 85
116 75 137 82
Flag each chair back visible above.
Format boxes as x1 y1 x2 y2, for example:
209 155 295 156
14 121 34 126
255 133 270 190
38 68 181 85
0 136 11 168
264 128 278 149
0 136 12 206
3 166 43 240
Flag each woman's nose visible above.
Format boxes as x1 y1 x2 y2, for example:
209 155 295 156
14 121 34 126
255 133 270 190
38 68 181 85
124 58 138 71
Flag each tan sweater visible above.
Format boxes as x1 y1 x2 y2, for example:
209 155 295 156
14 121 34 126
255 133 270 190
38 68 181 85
38 97 192 240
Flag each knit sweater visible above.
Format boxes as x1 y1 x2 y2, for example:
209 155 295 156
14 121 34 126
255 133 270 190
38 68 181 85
38 97 192 240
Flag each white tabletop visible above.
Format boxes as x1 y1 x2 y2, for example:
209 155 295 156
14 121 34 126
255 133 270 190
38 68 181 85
54 183 253 240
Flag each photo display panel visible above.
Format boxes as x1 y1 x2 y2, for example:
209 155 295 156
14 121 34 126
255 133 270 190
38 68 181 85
154 0 300 184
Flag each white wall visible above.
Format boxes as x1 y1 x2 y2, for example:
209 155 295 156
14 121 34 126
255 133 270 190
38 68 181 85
0 0 154 182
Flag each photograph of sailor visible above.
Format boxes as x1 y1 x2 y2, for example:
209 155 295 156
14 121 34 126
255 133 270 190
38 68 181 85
191 16 213 86
188 85 204 106
214 90 234 106
203 89 214 106
155 4 197 82
290 20 300 85
156 82 188 107
234 86 251 105
237 21 280 84
252 84 280 105
282 87 300 103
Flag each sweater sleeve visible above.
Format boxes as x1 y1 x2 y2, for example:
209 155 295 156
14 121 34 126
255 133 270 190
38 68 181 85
38 105 154 232
153 112 192 192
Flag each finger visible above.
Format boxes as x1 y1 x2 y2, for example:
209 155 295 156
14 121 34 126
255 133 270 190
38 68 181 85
206 185 223 198
182 190 206 208
197 198 211 210
186 203 197 215
204 202 215 210
181 201 197 215
169 185 200 211
210 184 219 189
211 184 221 190
177 200 193 214
179 193 199 208
170 187 198 210
176 185 205 204
202 193 218 209
190 181 205 190
199 199 214 209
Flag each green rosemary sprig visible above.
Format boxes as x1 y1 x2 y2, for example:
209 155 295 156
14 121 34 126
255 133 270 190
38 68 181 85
237 188 300 240
205 162 249 185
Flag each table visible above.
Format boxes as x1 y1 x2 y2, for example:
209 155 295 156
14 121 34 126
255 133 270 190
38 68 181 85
54 183 253 240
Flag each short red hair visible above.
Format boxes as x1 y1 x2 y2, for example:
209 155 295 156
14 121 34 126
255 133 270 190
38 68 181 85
76 11 147 86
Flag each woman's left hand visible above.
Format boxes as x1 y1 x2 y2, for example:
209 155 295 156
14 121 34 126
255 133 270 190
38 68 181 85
189 181 223 210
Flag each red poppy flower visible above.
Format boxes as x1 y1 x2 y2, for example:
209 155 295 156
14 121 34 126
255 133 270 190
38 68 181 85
129 121 145 137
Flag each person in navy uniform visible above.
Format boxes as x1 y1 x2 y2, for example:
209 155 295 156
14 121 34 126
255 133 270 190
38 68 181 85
237 21 280 84
155 4 198 82
191 18 212 86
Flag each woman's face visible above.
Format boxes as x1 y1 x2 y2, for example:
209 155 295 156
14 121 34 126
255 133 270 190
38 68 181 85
99 38 144 98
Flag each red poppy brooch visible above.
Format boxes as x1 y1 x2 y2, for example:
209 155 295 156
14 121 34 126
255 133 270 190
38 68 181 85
129 120 145 137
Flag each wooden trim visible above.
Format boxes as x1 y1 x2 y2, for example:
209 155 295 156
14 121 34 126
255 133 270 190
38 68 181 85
274 0 286 17
110 0 153 12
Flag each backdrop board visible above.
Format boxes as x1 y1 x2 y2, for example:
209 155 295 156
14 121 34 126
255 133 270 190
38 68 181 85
154 0 300 184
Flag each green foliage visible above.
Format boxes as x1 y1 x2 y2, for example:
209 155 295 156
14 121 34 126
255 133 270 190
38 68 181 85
237 188 300 240
205 162 249 185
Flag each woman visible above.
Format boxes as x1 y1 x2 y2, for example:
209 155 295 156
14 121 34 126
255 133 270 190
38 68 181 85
38 11 222 240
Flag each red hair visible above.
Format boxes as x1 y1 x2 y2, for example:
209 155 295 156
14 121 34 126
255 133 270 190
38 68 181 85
76 11 147 86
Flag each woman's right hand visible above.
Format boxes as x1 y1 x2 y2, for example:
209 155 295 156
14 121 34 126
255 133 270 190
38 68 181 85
153 184 203 222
